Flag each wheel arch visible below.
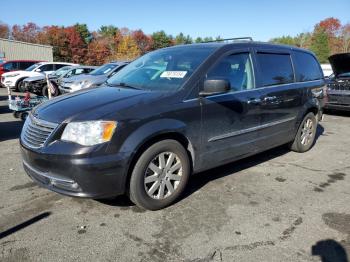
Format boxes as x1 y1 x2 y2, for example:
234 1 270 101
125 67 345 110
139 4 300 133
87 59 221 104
124 131 195 194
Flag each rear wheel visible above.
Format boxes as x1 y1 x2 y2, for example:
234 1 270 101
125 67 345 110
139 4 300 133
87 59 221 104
129 140 190 210
289 112 317 152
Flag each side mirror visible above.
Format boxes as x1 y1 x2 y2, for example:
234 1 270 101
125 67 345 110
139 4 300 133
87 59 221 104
199 79 230 97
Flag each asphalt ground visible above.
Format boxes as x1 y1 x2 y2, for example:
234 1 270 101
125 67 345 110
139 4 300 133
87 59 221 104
1 87 350 262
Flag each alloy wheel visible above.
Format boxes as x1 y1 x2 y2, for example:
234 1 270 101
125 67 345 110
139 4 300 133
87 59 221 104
144 152 183 199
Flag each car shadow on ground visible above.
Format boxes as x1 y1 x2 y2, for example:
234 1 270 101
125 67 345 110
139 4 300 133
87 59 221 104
312 239 349 262
0 120 24 142
325 110 350 117
99 124 325 208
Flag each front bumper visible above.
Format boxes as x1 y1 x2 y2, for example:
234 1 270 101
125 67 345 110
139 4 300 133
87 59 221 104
21 143 131 199
325 90 350 111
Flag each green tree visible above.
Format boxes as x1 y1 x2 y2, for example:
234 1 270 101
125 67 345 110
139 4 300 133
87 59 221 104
151 31 173 50
270 35 296 46
74 23 91 44
310 28 330 63
175 33 192 45
99 25 119 38
195 37 203 43
203 37 214 42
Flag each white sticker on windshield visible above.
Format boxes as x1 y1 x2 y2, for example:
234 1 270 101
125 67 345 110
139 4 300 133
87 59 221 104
160 71 187 78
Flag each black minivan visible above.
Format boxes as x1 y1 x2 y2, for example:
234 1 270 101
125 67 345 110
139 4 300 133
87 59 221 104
20 41 326 210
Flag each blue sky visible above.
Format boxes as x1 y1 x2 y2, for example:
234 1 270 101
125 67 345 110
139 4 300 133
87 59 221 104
1 0 349 41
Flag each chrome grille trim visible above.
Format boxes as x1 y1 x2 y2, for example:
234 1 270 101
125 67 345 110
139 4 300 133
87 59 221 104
21 114 59 149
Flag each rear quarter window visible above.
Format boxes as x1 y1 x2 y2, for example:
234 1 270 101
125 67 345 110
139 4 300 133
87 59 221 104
257 53 294 87
293 51 323 82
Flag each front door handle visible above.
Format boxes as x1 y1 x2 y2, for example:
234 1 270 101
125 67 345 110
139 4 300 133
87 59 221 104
263 96 278 102
247 98 261 105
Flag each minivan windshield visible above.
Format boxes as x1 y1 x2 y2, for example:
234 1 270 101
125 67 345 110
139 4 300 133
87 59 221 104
90 64 117 76
106 46 216 91
25 63 42 71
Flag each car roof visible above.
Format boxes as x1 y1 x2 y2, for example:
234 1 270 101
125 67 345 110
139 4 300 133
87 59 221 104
38 62 79 65
76 65 98 69
163 41 315 56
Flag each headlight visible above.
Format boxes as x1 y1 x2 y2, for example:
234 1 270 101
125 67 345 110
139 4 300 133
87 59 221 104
6 73 20 78
72 80 90 89
61 121 117 146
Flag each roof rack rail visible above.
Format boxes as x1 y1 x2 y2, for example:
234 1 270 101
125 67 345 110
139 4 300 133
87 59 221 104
202 37 253 43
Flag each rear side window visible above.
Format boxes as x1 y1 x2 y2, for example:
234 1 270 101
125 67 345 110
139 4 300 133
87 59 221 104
19 62 34 70
293 52 323 82
257 53 294 86
3 62 16 71
39 64 54 71
55 64 68 70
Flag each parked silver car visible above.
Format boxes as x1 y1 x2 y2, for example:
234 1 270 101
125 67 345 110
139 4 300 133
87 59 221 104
59 62 128 93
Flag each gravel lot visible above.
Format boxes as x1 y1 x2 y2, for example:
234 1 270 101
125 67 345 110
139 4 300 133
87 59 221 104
1 87 350 262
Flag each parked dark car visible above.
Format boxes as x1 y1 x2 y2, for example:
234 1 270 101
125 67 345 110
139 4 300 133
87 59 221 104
20 41 326 210
59 62 128 94
23 65 97 96
325 53 350 111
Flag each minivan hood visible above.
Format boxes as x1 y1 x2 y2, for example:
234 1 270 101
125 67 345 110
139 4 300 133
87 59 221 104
33 86 158 123
329 53 350 77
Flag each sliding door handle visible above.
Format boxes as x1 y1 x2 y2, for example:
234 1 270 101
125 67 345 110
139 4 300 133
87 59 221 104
247 98 261 105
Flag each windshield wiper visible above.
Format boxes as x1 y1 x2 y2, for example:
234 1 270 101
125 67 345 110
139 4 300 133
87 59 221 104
113 82 142 90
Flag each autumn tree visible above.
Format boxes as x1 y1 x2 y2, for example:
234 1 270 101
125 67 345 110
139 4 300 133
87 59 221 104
310 27 330 63
65 26 87 63
85 36 113 65
115 35 140 61
12 22 41 43
0 22 9 39
340 23 350 53
37 26 69 61
131 30 152 54
317 17 342 54
74 23 92 44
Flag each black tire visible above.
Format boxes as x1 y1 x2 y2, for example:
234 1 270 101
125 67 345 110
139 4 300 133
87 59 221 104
20 112 29 121
13 111 21 118
289 112 317 153
129 140 190 210
42 82 59 97
17 79 26 93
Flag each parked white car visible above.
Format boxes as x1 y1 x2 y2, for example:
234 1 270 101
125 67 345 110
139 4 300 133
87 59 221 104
1 62 78 92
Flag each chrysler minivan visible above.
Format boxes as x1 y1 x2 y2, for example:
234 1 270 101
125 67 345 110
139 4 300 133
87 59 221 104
20 41 326 210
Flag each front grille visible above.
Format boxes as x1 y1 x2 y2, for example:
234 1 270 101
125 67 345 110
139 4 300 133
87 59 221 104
328 80 350 91
21 115 58 149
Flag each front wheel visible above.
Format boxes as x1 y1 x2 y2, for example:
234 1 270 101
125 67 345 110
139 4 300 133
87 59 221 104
289 112 317 153
17 80 26 93
129 140 190 210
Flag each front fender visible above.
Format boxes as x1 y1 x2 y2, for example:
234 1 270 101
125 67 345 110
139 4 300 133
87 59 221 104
118 118 188 154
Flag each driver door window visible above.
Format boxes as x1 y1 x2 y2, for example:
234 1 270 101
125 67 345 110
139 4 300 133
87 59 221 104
206 53 254 92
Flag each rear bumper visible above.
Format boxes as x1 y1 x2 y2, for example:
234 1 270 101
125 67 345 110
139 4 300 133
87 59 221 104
21 143 130 199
